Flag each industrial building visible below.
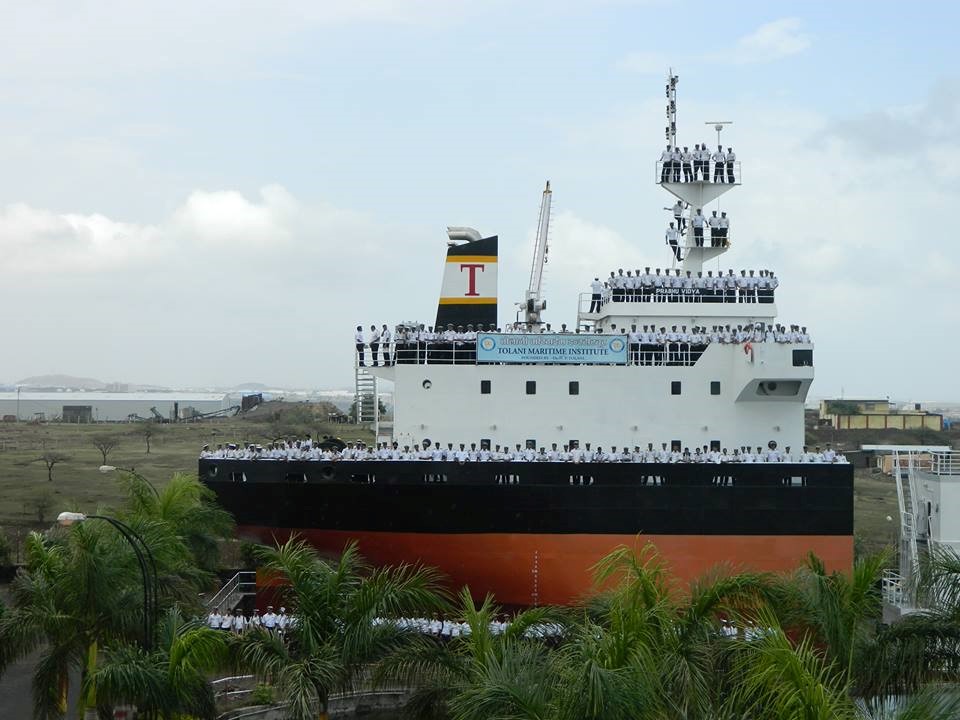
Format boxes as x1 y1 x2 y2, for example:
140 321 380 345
819 399 944 431
0 392 230 423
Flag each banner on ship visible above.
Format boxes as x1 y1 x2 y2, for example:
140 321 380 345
476 333 628 364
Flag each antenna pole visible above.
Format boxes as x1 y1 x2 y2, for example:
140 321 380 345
665 70 679 147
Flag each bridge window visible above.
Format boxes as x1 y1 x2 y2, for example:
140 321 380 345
793 349 813 367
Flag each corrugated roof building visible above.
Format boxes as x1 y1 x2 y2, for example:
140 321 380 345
0 392 228 423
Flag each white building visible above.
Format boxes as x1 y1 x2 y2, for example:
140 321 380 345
0 392 229 423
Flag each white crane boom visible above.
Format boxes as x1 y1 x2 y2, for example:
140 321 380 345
522 180 552 326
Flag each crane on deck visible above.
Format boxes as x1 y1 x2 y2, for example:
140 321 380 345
519 181 552 326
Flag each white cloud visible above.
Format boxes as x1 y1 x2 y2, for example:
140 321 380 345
731 18 811 64
171 186 297 247
617 18 810 74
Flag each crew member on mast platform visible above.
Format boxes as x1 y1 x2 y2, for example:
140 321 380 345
725 147 736 183
719 212 730 246
665 222 681 261
659 145 672 183
355 325 366 366
681 147 693 182
671 200 686 233
712 145 726 183
691 208 705 247
708 211 721 247
381 324 392 366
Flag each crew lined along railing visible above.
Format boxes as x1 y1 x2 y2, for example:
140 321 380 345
357 334 809 367
655 160 742 184
579 287 776 310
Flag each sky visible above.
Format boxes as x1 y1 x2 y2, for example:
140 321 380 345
1 1 957 400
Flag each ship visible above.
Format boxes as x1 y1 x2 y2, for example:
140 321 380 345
200 71 853 606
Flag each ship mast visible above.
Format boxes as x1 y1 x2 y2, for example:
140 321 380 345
522 180 552 326
659 69 739 274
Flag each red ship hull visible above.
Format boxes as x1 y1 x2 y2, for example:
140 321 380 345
241 525 853 606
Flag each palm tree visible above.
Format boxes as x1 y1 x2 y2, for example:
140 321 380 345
236 537 447 720
88 607 230 719
0 526 144 719
118 471 234 575
382 587 562 720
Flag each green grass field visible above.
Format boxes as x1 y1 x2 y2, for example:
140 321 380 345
0 415 944 565
0 413 373 560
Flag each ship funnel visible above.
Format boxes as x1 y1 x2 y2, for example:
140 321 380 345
434 233 498 330
446 226 483 244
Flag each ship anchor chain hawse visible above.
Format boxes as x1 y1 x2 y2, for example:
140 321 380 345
200 70 853 606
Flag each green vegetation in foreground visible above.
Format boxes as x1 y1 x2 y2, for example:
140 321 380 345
5 475 960 720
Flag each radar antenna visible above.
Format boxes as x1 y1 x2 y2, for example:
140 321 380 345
521 181 552 326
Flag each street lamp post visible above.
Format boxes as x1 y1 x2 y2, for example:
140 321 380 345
57 512 158 649
99 465 160 498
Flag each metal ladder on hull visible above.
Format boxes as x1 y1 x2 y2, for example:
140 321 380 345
354 363 379 426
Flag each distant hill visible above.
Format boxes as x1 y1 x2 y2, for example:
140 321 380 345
17 374 106 389
230 382 269 391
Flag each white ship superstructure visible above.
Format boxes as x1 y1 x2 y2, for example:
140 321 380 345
365 71 813 456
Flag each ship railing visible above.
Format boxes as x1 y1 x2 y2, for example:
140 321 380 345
577 287 776 312
206 571 256 612
924 451 960 476
655 159 741 185
358 339 710 367
882 569 910 609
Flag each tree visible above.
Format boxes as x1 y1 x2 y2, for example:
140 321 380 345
118 471 234 577
138 422 161 454
237 538 447 720
380 587 563 720
88 607 230 719
32 451 69 482
0 474 236 719
26 489 54 523
91 434 121 465
0 526 146 719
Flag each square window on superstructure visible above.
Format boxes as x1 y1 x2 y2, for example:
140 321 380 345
526 381 536 395
710 381 721 395
481 380 491 394
569 381 580 395
671 381 681 395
